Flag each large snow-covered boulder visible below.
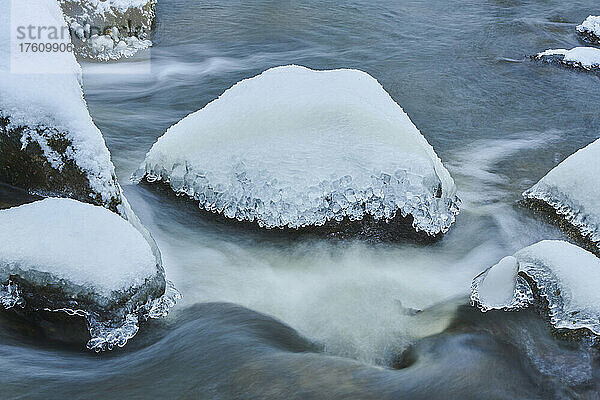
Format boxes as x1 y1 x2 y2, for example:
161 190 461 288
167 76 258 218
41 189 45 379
471 240 600 337
59 0 155 60
0 0 121 212
0 198 175 351
533 47 600 72
134 66 459 238
523 138 600 254
577 15 600 45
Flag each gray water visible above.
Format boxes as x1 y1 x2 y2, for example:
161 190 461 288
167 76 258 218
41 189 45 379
2 0 600 398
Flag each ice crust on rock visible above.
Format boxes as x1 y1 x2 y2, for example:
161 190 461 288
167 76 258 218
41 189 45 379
534 47 600 71
577 16 600 44
0 0 121 209
472 240 600 336
135 66 459 236
523 137 600 253
59 0 155 60
0 198 178 351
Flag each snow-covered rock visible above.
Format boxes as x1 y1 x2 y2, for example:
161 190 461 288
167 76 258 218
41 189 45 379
59 0 155 60
0 0 121 211
533 47 600 71
577 15 600 45
0 198 177 351
1 0 169 303
471 240 600 336
523 137 600 254
134 66 459 237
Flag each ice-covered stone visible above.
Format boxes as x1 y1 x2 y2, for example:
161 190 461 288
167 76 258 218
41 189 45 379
0 0 121 211
134 66 459 237
533 47 600 71
523 137 600 254
0 198 177 351
577 15 600 44
59 0 155 60
472 240 600 336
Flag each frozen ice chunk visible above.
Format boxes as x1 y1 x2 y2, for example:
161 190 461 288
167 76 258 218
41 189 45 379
135 66 459 236
533 47 600 71
577 15 600 44
471 256 522 310
59 0 155 60
0 198 177 351
523 137 600 253
472 240 600 336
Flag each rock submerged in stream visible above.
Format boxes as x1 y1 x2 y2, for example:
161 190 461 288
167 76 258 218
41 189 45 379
0 198 178 351
134 65 460 240
471 240 600 340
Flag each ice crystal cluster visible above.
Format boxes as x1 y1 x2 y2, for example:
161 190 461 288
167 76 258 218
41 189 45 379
135 66 459 236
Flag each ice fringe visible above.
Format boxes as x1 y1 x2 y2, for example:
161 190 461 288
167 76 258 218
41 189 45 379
471 241 600 336
134 66 460 236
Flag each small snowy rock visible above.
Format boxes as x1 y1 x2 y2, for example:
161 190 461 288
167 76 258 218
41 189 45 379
533 47 600 71
0 198 173 351
472 240 600 337
577 15 600 44
135 65 460 237
523 137 600 254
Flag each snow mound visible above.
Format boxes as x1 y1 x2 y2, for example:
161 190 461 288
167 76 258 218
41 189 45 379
134 66 459 236
59 0 155 60
577 16 600 44
0 0 121 209
472 240 600 336
0 198 179 352
470 256 532 311
523 137 600 253
534 47 600 71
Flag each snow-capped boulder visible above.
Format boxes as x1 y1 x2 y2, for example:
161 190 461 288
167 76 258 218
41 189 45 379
577 15 600 45
0 198 176 351
59 0 155 60
134 66 459 239
523 138 600 254
533 47 600 72
0 0 121 212
471 240 600 337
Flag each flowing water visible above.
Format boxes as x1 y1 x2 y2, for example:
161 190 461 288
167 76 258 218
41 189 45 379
2 0 600 398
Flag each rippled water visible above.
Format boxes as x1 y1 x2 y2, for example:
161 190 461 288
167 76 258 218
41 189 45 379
3 0 600 398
